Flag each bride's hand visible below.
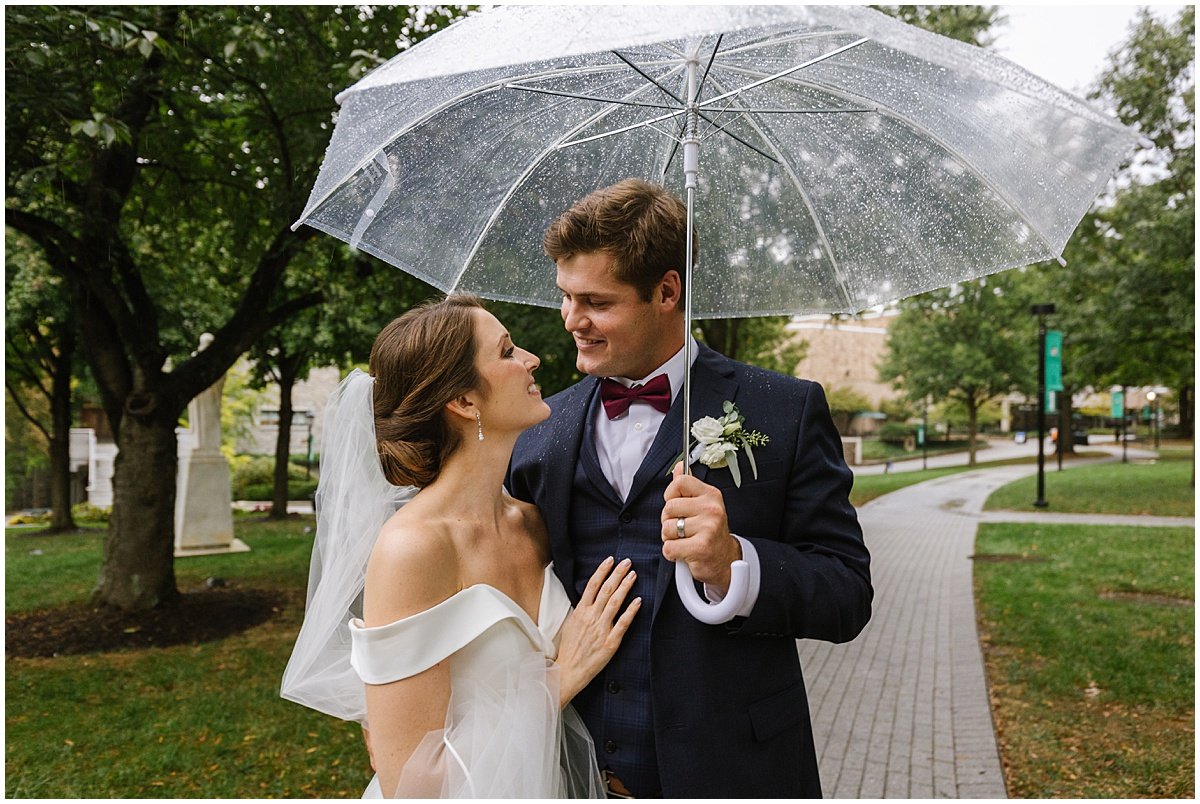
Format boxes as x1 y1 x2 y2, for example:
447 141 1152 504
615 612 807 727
556 556 641 707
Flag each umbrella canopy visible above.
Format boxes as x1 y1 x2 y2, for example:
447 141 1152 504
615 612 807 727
294 4 1139 318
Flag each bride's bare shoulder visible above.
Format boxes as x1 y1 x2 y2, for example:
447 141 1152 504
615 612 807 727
506 493 550 562
363 509 459 626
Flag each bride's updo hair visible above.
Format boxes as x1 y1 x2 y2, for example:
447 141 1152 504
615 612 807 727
369 294 485 487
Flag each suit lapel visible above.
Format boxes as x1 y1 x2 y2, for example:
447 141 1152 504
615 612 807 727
542 377 598 593
651 345 740 619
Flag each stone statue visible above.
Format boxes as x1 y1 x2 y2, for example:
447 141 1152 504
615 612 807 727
175 332 247 556
189 333 224 452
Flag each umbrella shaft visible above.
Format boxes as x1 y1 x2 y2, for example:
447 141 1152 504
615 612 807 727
683 183 695 477
682 57 699 477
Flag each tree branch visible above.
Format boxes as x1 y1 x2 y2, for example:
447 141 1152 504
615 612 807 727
5 380 52 441
6 207 145 364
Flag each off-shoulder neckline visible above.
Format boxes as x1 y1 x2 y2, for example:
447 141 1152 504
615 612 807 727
355 562 555 631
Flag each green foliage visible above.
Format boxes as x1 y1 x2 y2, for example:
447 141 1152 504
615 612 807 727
696 317 808 376
825 385 873 417
229 455 311 499
879 396 917 421
71 502 111 524
879 273 1035 409
879 272 1035 462
933 396 1004 429
5 5 476 606
878 422 917 444
487 300 582 396
874 5 1004 46
5 389 49 509
1044 8 1195 420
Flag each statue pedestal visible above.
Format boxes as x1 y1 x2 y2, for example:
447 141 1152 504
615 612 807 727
174 449 248 557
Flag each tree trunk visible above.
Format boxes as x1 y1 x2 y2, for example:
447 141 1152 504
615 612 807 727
91 408 180 610
270 359 301 520
966 398 978 466
46 336 78 533
698 318 741 359
1178 384 1193 440
1056 384 1076 457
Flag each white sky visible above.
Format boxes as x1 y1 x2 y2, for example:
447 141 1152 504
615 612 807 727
994 4 1180 97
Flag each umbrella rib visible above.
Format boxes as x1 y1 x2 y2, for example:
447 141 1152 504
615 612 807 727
558 108 686 148
296 63 669 226
705 73 860 312
612 49 687 106
454 72 685 288
504 84 684 111
700 117 782 164
699 37 870 108
714 29 857 58
717 63 1070 262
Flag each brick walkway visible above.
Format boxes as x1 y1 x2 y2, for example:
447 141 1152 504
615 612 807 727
798 445 1188 798
798 465 1031 798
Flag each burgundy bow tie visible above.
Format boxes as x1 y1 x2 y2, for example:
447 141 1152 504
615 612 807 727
600 374 672 419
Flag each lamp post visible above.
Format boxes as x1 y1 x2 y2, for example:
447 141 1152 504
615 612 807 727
922 397 929 471
1031 303 1056 507
1121 384 1128 464
1147 391 1160 449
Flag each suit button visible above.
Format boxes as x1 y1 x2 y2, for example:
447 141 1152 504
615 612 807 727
604 740 618 754
607 681 621 694
619 512 633 524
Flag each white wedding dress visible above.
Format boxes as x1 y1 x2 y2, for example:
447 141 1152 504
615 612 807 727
350 564 603 798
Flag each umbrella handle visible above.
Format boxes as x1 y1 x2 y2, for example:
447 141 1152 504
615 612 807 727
675 558 750 624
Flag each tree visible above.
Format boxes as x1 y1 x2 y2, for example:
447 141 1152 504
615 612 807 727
874 5 1004 47
5 235 78 531
5 6 467 610
879 273 1034 465
249 250 434 518
697 317 808 376
1054 7 1195 438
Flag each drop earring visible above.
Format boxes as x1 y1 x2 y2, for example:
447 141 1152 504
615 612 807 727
475 411 484 441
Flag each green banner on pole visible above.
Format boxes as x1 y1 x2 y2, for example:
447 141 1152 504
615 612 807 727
1046 390 1057 414
1045 330 1064 392
1111 390 1124 418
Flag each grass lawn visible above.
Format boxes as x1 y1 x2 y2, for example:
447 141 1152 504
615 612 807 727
983 445 1194 516
848 451 1107 507
6 517 373 798
975 522 1194 796
849 466 969 507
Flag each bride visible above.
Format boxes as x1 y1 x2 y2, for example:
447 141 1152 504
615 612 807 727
282 295 640 797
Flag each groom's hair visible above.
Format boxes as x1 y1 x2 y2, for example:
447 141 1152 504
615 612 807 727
543 178 695 303
370 294 485 487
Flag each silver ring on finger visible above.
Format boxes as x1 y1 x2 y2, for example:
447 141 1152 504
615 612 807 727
676 516 687 539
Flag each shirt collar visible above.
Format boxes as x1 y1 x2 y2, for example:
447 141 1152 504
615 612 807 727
607 336 699 402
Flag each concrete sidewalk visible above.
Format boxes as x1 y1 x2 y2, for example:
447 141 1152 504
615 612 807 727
797 444 1183 798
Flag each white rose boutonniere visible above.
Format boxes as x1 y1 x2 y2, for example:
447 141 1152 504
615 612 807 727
679 401 769 487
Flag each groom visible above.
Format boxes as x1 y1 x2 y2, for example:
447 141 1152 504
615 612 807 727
508 179 872 798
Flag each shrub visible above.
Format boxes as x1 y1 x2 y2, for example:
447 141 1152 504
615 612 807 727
238 480 319 502
230 456 312 499
71 502 111 524
879 422 917 444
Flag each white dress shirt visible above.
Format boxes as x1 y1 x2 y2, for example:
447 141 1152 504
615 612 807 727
592 338 760 617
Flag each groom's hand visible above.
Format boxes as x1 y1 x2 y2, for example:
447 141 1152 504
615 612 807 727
661 462 741 592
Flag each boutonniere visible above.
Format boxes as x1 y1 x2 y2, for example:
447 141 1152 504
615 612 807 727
673 401 770 487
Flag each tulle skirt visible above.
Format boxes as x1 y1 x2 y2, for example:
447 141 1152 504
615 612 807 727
364 651 602 798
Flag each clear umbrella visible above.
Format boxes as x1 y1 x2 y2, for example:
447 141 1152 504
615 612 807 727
293 5 1139 622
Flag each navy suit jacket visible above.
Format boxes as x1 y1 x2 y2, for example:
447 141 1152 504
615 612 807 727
509 344 872 797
